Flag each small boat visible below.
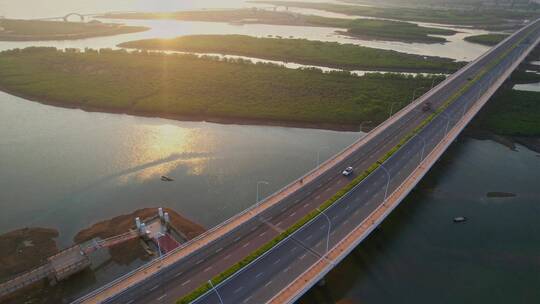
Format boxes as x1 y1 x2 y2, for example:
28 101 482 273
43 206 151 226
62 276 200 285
453 216 467 223
160 176 174 182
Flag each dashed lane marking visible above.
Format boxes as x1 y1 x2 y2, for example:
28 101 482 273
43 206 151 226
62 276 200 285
157 294 167 301
234 286 244 294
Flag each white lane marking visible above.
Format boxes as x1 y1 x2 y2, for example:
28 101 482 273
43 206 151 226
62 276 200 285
126 300 134 304
264 280 273 287
300 253 307 260
276 221 283 226
282 207 287 212
157 294 167 301
303 203 309 208
273 258 281 265
174 271 184 278
315 195 321 199
150 285 159 291
215 247 223 253
242 242 250 248
224 254 231 260
181 279 191 286
256 272 264 278
306 235 313 241
259 231 266 237
291 246 297 252
325 188 331 192
234 236 241 242
251 226 258 232
204 266 212 272
234 286 244 294
284 266 291 273
320 225 326 230
195 259 204 265
289 212 296 217
243 296 253 304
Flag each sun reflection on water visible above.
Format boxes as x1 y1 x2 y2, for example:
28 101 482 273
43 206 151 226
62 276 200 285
117 123 213 184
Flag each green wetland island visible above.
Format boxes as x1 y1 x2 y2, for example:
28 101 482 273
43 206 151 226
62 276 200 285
120 35 463 73
0 47 443 129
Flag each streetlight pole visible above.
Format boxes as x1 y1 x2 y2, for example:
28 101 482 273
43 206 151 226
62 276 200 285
379 164 391 201
209 280 224 304
256 181 270 207
317 208 331 253
388 102 400 118
411 86 427 103
430 77 437 90
316 146 329 167
359 121 372 133
440 111 452 136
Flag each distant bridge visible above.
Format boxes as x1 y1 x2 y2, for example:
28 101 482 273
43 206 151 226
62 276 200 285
33 11 137 22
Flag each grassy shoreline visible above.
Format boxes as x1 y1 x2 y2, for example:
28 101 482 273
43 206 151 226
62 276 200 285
101 9 456 43
0 19 148 41
119 35 463 73
0 47 442 130
464 33 509 46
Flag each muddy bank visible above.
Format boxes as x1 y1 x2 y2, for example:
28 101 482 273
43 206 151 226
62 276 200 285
0 227 58 283
74 208 206 264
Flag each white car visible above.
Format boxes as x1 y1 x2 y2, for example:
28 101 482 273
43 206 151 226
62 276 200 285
342 166 354 176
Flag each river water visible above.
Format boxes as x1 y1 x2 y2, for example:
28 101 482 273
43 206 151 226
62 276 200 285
0 0 537 303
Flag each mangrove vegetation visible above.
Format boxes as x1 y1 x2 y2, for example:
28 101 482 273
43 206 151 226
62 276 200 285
119 35 463 72
0 47 442 128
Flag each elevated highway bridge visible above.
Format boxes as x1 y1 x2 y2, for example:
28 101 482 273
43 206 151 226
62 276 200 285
74 18 540 304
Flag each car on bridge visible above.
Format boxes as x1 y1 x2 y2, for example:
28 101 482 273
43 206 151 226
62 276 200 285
342 166 354 176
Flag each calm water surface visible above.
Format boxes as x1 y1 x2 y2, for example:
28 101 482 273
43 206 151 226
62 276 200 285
0 92 360 246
